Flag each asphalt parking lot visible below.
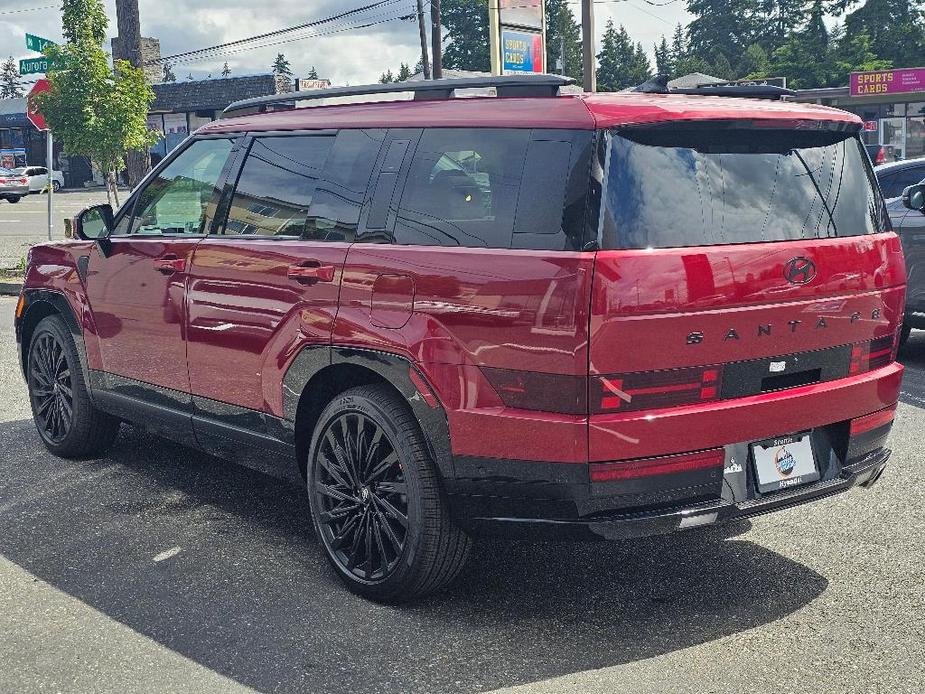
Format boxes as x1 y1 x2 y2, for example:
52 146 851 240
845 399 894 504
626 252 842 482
0 189 120 269
0 295 923 694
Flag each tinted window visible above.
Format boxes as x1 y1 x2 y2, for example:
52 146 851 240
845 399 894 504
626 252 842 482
393 128 529 248
881 166 925 199
306 129 384 242
602 127 887 249
223 135 333 236
127 138 233 235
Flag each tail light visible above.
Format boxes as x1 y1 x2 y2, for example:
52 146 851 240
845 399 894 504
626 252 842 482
592 365 723 414
18 178 27 184
850 404 896 436
480 367 587 415
590 448 724 482
849 333 897 375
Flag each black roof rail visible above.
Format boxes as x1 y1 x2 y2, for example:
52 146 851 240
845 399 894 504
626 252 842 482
630 74 796 100
223 74 576 116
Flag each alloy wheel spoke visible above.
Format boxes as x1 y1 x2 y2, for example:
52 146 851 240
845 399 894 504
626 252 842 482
375 480 408 496
376 495 409 529
366 452 399 484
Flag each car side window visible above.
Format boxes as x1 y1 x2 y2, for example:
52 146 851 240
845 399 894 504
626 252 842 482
125 138 234 236
888 167 925 198
392 128 529 248
304 129 384 242
222 135 334 236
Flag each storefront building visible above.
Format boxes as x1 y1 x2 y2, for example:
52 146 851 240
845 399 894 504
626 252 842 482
794 67 925 162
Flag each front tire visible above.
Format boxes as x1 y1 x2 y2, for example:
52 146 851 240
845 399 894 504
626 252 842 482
6 195 20 203
27 315 120 458
52 181 62 192
307 385 471 602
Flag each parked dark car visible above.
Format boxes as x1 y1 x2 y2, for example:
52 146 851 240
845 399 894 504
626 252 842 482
875 157 925 199
14 75 903 602
882 165 925 344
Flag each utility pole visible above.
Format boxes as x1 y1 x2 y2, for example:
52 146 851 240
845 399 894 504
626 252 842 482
431 0 442 80
416 0 431 79
581 0 596 92
114 0 151 188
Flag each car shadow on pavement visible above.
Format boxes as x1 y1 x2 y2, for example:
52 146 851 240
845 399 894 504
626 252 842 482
0 419 827 694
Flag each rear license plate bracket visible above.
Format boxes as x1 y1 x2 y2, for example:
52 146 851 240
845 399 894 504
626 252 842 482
751 432 820 493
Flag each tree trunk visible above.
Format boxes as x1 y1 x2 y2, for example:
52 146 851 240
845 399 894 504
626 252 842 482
109 170 121 208
114 0 151 186
125 149 150 189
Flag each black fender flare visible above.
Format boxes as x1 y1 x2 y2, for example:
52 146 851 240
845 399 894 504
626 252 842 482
17 289 91 390
282 345 455 484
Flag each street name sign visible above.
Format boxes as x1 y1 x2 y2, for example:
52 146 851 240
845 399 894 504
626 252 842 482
25 33 56 53
20 57 49 75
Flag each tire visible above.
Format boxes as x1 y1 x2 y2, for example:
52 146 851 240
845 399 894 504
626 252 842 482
52 181 62 193
7 196 20 203
27 315 120 458
900 322 912 348
307 384 471 602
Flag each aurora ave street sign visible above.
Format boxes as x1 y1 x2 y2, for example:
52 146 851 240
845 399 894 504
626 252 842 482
19 57 50 76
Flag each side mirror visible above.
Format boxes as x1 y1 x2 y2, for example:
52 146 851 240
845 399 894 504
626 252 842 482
75 204 114 240
902 183 925 213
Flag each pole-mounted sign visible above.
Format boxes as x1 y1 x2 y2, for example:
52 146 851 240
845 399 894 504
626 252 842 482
27 79 55 241
25 33 56 53
489 0 546 76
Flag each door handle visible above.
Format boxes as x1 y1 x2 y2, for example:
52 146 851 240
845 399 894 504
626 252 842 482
288 262 336 283
154 255 186 274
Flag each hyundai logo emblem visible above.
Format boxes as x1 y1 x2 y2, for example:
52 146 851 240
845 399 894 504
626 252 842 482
783 257 816 285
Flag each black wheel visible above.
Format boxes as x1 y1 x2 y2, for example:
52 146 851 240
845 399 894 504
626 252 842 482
27 315 120 458
900 322 912 348
7 195 20 203
307 385 471 602
52 180 62 192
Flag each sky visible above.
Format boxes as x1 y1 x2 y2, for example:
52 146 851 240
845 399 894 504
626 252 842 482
0 0 693 88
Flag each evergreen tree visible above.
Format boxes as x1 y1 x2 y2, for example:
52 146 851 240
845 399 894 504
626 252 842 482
272 53 292 77
596 21 651 92
1 57 23 98
840 0 924 68
441 0 490 71
757 0 810 53
545 0 583 81
741 43 771 77
770 0 835 87
379 69 395 83
307 65 319 79
221 62 230 78
162 61 176 82
654 36 673 76
686 0 761 76
396 62 413 81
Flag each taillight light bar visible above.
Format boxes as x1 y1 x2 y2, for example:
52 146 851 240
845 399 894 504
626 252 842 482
480 367 587 415
850 404 897 436
590 448 725 482
592 365 723 414
849 333 897 375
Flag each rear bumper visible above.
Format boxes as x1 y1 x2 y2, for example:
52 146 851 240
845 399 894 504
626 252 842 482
450 447 890 541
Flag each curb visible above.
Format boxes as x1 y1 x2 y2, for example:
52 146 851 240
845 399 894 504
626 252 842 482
0 281 23 296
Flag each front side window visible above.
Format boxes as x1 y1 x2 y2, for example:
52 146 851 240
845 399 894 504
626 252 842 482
127 137 234 235
223 135 334 236
601 125 888 249
881 166 925 199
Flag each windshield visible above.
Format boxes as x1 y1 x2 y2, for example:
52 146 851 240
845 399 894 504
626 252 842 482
601 125 888 249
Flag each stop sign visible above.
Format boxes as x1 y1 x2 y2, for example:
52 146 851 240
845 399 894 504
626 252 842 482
27 78 51 131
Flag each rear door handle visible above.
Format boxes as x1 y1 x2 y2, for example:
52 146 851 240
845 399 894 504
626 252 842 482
154 255 186 274
288 262 336 283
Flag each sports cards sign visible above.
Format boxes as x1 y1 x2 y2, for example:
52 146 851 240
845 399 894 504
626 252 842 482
501 29 544 74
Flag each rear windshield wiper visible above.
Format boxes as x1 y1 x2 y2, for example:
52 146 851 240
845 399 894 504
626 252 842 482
792 149 838 237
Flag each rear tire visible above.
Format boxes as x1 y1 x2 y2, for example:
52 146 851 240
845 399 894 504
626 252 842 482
900 322 912 348
52 181 62 193
27 315 120 458
7 196 20 203
307 384 471 602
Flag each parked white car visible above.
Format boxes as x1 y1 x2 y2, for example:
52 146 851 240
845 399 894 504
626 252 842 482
14 166 64 193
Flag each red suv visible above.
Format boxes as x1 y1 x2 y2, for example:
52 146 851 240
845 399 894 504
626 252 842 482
15 76 904 601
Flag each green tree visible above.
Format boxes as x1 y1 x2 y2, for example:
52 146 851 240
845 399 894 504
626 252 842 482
41 0 156 206
686 0 761 76
396 62 413 81
1 57 22 98
740 43 771 77
839 0 925 68
596 21 651 92
546 0 583 81
379 69 395 83
654 36 673 76
307 65 319 79
272 53 292 92
162 61 176 82
221 62 231 78
770 0 836 87
441 0 490 71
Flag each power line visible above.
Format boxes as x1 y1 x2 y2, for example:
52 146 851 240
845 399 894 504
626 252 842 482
0 3 56 15
161 10 415 67
149 0 406 65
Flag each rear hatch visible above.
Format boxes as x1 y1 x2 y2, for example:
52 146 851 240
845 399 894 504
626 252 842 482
589 119 905 462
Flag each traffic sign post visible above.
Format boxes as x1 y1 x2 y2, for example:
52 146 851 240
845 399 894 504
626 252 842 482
27 79 54 241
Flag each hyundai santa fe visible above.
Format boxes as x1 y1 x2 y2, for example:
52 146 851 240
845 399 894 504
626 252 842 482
14 75 904 602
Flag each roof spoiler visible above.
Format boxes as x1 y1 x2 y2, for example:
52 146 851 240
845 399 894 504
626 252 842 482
632 74 796 100
223 74 576 117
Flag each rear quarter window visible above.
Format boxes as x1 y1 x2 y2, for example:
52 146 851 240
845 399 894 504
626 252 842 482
601 125 888 249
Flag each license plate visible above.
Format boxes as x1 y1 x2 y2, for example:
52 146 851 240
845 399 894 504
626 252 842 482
751 433 820 493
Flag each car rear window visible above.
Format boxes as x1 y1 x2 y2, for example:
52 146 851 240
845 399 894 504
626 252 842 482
601 124 888 249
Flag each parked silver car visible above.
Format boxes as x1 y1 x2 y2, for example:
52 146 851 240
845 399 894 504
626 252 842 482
0 168 29 203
